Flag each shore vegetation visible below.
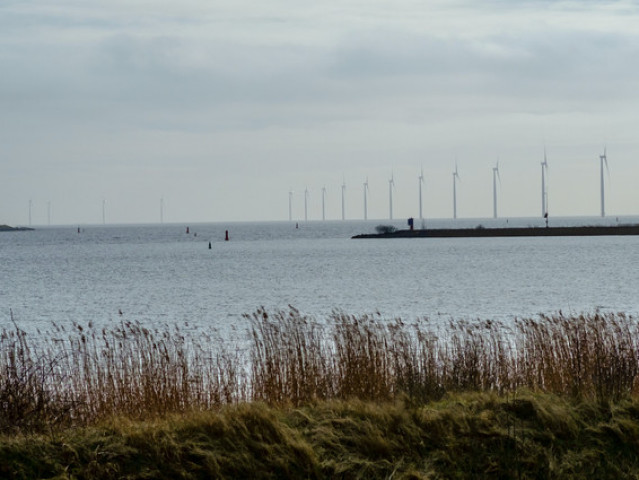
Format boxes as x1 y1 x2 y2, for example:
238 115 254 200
3 309 639 478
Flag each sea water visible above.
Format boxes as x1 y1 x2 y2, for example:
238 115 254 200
2 216 639 339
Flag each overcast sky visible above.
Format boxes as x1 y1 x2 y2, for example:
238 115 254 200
2 0 638 225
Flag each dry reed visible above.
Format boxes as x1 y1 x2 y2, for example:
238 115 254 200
2 309 639 433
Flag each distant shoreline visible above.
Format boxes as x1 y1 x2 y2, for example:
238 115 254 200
353 224 639 239
0 225 34 232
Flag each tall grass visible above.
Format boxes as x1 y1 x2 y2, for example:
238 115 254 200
2 309 639 432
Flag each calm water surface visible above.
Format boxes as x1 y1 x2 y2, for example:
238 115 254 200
2 217 639 337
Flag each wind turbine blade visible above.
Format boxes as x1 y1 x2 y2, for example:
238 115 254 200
544 147 548 167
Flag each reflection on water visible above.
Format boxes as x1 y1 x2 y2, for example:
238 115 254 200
2 216 639 337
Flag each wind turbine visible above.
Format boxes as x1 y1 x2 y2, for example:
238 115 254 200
321 186 326 221
28 199 32 226
288 190 293 221
102 199 106 225
341 178 346 220
47 201 51 226
363 177 369 221
453 164 460 219
541 149 548 218
160 197 164 224
492 161 500 219
418 167 425 221
304 187 309 222
600 147 609 217
388 173 395 220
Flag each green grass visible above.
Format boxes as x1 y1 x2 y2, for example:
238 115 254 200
4 393 639 479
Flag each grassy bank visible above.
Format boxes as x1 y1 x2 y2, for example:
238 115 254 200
3 309 639 477
4 392 639 479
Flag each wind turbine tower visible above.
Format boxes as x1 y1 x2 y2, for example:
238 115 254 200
341 179 346 220
28 199 32 226
600 147 609 217
47 201 51 226
363 177 369 221
102 199 106 225
388 173 395 220
160 197 164 224
288 190 293 221
541 150 548 218
453 165 460 219
322 186 326 221
418 167 424 220
304 187 309 222
492 161 500 219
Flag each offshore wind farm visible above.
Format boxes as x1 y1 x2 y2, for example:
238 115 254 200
286 148 620 225
3 1 639 230
12 147 628 229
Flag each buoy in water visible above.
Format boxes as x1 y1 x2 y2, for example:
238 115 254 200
186 226 190 234
225 230 229 241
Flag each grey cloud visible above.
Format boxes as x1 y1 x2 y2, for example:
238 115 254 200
4 11 638 140
326 27 639 109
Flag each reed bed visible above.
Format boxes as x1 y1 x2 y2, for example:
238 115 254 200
2 309 639 433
